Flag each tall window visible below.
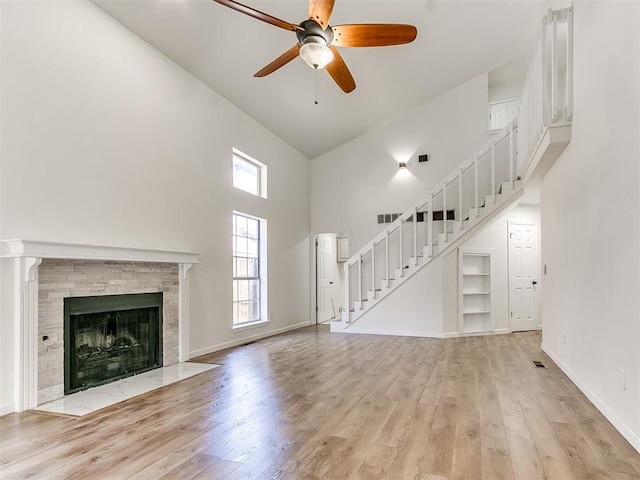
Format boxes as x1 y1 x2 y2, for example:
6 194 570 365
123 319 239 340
233 149 267 198
232 212 265 326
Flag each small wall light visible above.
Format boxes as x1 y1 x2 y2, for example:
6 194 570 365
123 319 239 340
398 162 407 169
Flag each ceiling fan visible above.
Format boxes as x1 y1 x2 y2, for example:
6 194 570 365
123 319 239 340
212 0 417 93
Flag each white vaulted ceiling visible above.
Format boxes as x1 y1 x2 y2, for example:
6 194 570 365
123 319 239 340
92 0 564 159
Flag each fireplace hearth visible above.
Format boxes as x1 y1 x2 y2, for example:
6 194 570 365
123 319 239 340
64 293 163 394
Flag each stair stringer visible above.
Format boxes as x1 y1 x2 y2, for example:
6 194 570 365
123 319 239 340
330 182 524 335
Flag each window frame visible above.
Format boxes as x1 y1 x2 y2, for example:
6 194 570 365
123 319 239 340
232 211 268 330
232 148 267 199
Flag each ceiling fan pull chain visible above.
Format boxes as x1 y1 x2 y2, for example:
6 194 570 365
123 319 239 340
314 67 319 105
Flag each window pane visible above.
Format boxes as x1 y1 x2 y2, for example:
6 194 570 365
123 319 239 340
235 214 247 237
236 257 248 277
248 258 258 277
235 237 247 256
247 218 259 239
237 280 249 301
233 156 259 196
250 279 260 300
233 280 238 302
237 301 249 322
249 301 259 321
247 239 258 258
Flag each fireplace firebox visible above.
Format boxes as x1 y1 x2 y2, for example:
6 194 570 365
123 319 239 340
64 293 163 394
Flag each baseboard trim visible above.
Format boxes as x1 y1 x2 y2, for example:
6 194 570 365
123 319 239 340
189 321 311 358
337 327 444 338
444 328 511 339
0 403 15 416
542 343 640 454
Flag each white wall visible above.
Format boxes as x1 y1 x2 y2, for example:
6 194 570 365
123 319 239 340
540 1 640 452
0 0 310 411
0 1 5 414
341 256 444 337
489 82 523 103
443 203 541 335
311 74 488 252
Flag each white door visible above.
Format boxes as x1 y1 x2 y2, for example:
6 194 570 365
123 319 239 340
316 236 333 323
508 223 540 331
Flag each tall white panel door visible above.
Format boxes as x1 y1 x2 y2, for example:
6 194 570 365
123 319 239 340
316 236 333 323
508 223 540 331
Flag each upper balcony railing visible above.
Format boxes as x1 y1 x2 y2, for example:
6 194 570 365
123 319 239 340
518 7 573 176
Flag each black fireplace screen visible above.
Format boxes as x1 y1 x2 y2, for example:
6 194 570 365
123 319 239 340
64 293 163 394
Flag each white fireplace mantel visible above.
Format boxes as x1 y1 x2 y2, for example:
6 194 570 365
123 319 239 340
2 239 201 264
1 239 200 413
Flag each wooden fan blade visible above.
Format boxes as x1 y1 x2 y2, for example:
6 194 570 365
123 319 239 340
308 0 335 28
254 43 301 77
331 24 417 47
212 0 302 31
326 46 355 93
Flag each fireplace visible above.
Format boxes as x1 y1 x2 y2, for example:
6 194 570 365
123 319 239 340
64 293 163 394
2 240 198 413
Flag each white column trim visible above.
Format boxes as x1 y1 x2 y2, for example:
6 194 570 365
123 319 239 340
179 263 194 362
13 257 42 411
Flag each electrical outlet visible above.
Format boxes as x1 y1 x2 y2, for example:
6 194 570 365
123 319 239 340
563 334 567 346
268 312 273 320
620 369 627 392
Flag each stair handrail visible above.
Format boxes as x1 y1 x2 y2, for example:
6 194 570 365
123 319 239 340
344 119 518 271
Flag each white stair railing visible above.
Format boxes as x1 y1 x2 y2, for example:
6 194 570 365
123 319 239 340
343 121 518 321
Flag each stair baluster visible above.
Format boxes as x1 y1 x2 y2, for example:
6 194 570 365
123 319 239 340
474 158 479 218
442 181 448 243
398 220 404 277
371 241 376 298
385 230 390 289
413 207 418 266
458 170 463 227
490 143 496 205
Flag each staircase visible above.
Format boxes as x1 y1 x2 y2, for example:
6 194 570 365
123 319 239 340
331 7 573 333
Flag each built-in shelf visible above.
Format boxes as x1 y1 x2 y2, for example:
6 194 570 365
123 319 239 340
459 250 492 335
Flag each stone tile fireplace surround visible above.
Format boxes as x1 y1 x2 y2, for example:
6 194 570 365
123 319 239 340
39 260 178 404
2 240 199 412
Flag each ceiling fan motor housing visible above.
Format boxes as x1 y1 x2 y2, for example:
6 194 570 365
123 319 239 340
297 19 334 47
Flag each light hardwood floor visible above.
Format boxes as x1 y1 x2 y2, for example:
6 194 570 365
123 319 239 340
1 326 639 479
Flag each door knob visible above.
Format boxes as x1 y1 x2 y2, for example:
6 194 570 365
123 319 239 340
532 280 538 285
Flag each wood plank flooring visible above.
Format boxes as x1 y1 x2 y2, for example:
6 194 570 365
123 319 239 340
1 326 639 479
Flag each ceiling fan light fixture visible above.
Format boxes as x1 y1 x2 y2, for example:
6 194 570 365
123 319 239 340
300 41 333 69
